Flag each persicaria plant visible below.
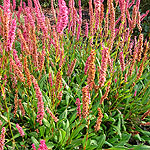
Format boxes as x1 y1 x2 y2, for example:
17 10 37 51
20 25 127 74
0 0 150 149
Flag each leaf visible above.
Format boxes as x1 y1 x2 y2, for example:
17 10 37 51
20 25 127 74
116 133 131 146
131 145 150 150
96 134 106 149
66 139 82 148
29 132 38 138
70 124 85 140
31 136 39 148
43 118 50 128
111 125 122 138
69 112 77 124
60 109 67 119
39 126 45 137
108 147 128 150
59 129 66 145
46 142 55 149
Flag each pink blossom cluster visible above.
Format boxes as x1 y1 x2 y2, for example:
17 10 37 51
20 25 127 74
75 98 81 120
84 56 91 75
76 0 82 40
94 0 102 31
99 47 109 87
48 72 53 87
4 0 11 20
33 0 48 38
0 120 2 126
25 7 35 29
31 76 45 125
119 51 125 71
13 0 16 10
0 127 5 150
7 19 16 51
32 143 36 150
46 107 58 122
13 49 22 71
38 140 48 150
56 0 68 34
16 124 25 137
134 90 137 97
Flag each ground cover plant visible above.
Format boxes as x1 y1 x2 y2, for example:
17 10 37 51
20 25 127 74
0 0 150 149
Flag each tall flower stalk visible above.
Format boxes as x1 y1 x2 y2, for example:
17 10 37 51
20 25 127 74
31 75 44 125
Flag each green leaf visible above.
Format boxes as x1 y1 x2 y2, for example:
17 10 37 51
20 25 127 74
31 136 39 148
70 124 85 140
130 145 150 150
60 109 67 119
39 126 45 137
116 133 131 146
59 129 66 145
96 134 106 149
46 142 55 149
109 147 128 150
43 118 50 128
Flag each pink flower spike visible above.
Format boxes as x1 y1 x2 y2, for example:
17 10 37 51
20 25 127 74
99 46 109 87
31 76 45 125
84 56 91 75
140 10 149 21
0 127 6 150
46 107 58 122
119 51 125 71
13 0 16 10
16 124 25 137
134 90 137 97
38 140 48 150
32 143 36 150
56 0 68 34
0 120 2 126
124 74 127 82
75 98 81 120
114 78 117 83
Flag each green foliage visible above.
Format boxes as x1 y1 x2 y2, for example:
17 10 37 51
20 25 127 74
0 0 150 149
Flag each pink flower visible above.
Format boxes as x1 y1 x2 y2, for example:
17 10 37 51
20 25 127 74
84 56 91 75
7 19 16 51
49 72 53 87
13 49 22 71
128 0 135 8
13 0 16 10
0 127 6 150
16 124 25 137
33 0 48 38
134 90 137 97
46 107 58 122
32 143 36 150
136 0 140 11
140 10 149 21
99 47 109 87
4 0 11 18
31 76 45 125
25 7 35 28
0 120 2 126
119 51 125 71
77 21 81 41
38 140 48 150
75 98 81 120
56 0 68 34
124 74 127 82
115 78 117 83
28 0 32 7
94 0 102 31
